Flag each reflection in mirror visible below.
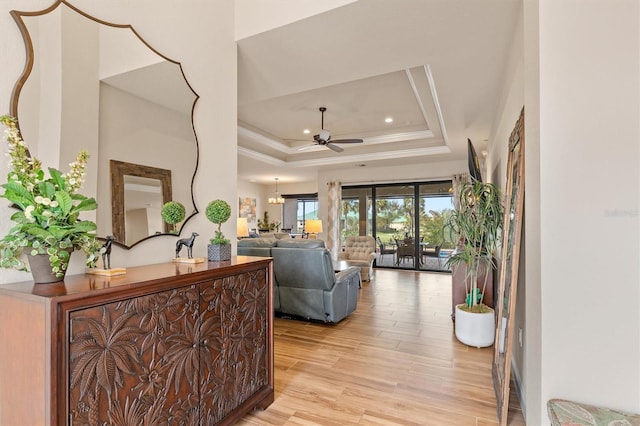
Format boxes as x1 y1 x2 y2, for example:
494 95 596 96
10 0 199 249
492 108 525 426
110 160 172 247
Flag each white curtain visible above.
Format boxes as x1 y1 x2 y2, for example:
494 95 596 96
327 181 342 259
451 173 470 210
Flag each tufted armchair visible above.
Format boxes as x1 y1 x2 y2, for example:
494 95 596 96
338 236 376 281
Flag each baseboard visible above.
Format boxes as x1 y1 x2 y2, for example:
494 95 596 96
511 357 526 420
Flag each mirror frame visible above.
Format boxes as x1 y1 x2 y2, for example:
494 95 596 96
9 0 200 248
110 160 172 247
492 107 525 426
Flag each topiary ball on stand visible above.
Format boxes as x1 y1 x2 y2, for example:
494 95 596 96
206 199 232 261
161 201 186 234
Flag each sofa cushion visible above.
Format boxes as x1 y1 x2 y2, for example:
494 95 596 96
238 238 278 247
275 239 325 249
237 238 278 257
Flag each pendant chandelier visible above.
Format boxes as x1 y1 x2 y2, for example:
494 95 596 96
268 178 285 204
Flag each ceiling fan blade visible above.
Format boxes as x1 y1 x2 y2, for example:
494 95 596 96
298 143 318 151
331 138 364 144
326 143 344 153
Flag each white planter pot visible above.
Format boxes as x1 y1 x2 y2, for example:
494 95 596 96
454 304 495 348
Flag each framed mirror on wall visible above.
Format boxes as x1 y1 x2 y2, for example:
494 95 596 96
10 0 200 249
110 160 172 246
492 107 525 426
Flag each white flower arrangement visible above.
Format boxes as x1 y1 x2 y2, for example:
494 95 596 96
0 115 101 277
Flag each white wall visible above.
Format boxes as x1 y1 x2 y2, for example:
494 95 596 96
487 2 527 416
237 180 268 230
527 1 640 424
234 0 356 40
0 0 236 281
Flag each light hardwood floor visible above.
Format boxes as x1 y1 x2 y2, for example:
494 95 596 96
238 269 526 426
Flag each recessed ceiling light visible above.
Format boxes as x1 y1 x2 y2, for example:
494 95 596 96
384 117 393 123
303 129 310 134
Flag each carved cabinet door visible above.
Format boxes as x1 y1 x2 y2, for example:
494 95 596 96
198 269 269 424
66 269 270 426
68 285 202 425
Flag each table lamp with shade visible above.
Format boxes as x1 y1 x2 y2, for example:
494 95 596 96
237 217 249 239
305 219 323 239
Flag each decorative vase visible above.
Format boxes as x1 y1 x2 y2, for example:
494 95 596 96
454 304 495 348
26 253 68 284
207 243 231 262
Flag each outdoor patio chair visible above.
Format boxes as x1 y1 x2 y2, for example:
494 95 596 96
376 237 396 264
395 238 415 265
421 243 442 268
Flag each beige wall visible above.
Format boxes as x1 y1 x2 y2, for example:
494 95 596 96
234 0 357 40
523 1 640 424
0 0 236 281
487 2 526 415
97 85 195 240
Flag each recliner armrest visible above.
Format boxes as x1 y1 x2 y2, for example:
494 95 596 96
335 266 360 282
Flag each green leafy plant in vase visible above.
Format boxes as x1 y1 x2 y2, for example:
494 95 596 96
205 199 231 261
0 115 100 283
445 179 503 347
161 201 186 234
257 211 273 231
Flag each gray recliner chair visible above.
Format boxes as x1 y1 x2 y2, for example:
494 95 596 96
271 244 360 323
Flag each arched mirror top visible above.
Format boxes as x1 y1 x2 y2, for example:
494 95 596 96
10 0 200 249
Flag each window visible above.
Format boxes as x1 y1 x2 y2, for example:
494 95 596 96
282 194 318 233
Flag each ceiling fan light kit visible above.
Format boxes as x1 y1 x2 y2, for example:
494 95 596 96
300 107 364 153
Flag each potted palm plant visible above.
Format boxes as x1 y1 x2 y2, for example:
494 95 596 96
0 115 100 283
206 199 232 261
445 179 503 347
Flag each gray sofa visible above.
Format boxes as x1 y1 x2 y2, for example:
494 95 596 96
238 238 361 322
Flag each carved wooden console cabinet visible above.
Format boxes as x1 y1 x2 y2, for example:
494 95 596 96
0 257 273 425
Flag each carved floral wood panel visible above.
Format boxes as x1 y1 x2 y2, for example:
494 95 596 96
68 269 268 425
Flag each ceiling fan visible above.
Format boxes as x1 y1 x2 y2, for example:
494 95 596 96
299 107 364 153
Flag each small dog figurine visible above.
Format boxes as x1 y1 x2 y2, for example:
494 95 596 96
102 235 114 269
176 232 199 259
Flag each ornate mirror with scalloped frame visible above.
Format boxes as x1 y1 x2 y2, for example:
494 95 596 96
10 0 199 248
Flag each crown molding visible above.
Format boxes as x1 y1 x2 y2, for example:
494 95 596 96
238 145 451 168
238 125 435 154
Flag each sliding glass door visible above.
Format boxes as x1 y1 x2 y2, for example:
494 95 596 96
417 183 454 272
375 184 417 269
342 181 453 272
341 187 372 245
